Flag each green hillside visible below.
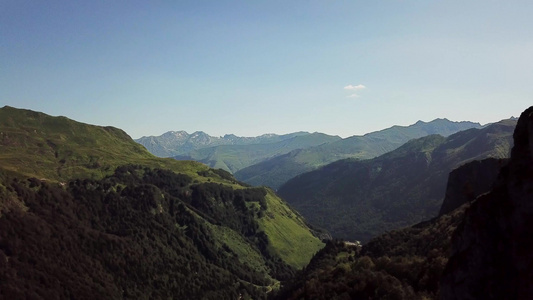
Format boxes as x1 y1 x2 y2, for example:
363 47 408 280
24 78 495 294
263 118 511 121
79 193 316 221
0 106 324 299
278 119 516 242
258 190 325 269
235 119 481 189
0 106 210 181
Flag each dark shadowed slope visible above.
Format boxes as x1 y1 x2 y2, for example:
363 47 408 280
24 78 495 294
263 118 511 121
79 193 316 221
438 158 507 216
274 151 515 300
441 106 533 300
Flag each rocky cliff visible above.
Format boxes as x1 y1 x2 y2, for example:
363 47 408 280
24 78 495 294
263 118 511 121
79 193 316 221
438 158 508 216
441 106 533 299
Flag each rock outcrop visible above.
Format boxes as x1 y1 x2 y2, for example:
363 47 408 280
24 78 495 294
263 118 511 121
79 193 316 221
441 106 533 299
438 158 508 216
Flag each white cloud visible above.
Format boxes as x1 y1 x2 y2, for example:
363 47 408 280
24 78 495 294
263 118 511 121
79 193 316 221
347 93 359 98
343 84 366 90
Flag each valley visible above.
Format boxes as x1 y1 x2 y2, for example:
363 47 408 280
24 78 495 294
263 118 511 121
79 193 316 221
1 105 531 300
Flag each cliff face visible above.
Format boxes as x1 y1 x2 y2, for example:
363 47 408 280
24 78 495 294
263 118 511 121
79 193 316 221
438 158 508 216
441 107 533 299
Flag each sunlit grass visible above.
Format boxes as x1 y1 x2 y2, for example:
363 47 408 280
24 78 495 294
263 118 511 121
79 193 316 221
258 190 324 269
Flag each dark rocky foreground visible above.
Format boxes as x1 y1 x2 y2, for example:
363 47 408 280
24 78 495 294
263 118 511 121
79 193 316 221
441 106 533 299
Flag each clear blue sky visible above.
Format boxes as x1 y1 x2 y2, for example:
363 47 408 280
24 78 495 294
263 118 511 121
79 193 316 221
1 1 532 138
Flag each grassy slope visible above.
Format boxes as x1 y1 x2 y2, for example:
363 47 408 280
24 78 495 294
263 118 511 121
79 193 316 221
204 190 325 274
207 223 271 277
0 106 323 270
0 106 210 181
258 190 324 269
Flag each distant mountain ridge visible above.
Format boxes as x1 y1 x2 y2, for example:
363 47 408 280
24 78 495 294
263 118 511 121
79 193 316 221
172 132 341 173
235 118 483 189
135 130 319 157
137 119 483 189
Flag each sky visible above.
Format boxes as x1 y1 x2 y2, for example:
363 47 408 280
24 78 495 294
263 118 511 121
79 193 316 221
1 1 532 139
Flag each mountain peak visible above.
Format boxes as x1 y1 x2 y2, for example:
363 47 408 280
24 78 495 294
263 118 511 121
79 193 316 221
163 130 188 137
510 106 533 164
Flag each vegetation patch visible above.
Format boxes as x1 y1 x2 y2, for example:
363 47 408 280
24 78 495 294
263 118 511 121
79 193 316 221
258 190 324 269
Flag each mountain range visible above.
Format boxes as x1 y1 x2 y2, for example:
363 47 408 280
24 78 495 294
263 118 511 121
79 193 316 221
235 118 482 189
278 119 516 242
172 132 341 173
135 131 328 158
137 119 482 190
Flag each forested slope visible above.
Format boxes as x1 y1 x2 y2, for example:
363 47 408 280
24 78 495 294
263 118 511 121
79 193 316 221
0 106 324 299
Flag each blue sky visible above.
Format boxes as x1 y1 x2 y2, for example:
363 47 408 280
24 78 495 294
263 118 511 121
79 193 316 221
1 1 532 138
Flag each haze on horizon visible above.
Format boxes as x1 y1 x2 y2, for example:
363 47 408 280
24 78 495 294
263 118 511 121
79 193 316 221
1 1 532 139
